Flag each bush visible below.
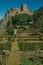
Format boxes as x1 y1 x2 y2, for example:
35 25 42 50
0 42 11 50
18 42 35 51
6 25 14 36
18 42 43 51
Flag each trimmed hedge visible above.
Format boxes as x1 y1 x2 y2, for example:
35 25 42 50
0 41 11 50
18 42 43 51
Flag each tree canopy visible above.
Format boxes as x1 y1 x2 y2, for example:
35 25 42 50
12 14 33 26
33 7 43 32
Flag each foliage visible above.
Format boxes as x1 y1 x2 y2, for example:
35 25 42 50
7 21 10 27
0 42 11 50
12 14 32 26
18 42 35 51
33 7 43 32
21 55 42 65
6 25 14 36
18 42 43 51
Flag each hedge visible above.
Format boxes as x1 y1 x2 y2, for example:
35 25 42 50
18 42 43 51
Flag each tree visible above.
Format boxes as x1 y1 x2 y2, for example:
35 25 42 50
7 21 10 27
12 14 32 27
33 7 43 33
6 25 14 36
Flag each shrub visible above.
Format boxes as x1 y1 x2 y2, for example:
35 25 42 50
18 42 43 51
0 42 11 50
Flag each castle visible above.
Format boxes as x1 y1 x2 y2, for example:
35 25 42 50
2 4 33 22
6 4 33 16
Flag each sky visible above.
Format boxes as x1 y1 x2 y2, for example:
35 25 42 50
0 0 43 19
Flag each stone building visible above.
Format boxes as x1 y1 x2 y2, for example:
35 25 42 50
6 4 33 17
1 4 33 23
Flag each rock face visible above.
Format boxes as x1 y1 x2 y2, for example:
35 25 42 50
0 4 33 33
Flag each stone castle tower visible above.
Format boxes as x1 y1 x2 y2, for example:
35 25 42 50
21 4 28 11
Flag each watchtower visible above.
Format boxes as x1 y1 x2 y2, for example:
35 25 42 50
21 4 28 11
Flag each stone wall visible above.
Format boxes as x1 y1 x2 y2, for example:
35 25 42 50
5 4 33 17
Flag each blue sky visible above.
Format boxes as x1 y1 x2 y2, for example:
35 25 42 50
0 0 43 19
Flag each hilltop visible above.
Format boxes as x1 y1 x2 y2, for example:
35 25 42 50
0 4 43 65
